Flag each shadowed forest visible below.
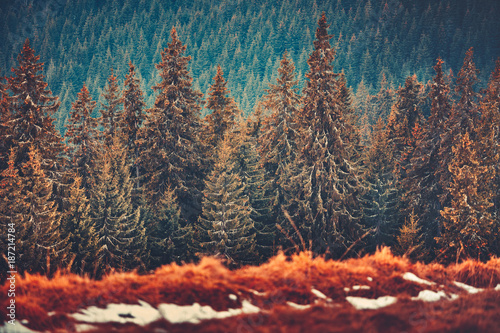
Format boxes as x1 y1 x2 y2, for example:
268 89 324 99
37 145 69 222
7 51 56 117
0 0 500 282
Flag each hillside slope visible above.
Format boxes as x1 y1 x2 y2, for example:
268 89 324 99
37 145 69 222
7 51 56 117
1 248 499 332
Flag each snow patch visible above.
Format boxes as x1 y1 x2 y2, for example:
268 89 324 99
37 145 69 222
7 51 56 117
346 296 397 310
75 324 98 332
411 290 447 302
352 285 370 290
402 272 435 286
367 277 373 282
344 287 350 292
287 301 311 310
158 300 260 324
70 300 161 326
495 284 500 291
311 288 328 299
0 322 40 333
250 289 266 296
453 281 483 294
229 294 238 301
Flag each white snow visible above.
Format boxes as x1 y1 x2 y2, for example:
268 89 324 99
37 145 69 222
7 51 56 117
367 277 373 282
70 300 161 326
75 324 98 332
352 285 370 291
249 289 266 296
344 287 350 292
71 300 260 326
453 281 484 294
402 272 435 286
411 290 447 302
229 294 238 301
346 296 397 310
158 300 259 324
311 288 328 299
286 301 311 310
0 322 40 333
495 284 500 291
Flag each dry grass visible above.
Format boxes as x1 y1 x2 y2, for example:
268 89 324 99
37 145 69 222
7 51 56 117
1 247 499 332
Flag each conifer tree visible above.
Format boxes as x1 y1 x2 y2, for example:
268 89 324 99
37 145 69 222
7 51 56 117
438 132 496 262
403 58 452 248
283 13 364 257
60 175 98 274
231 121 271 261
119 62 145 195
91 137 147 274
195 134 257 265
361 118 400 252
0 80 12 172
476 59 500 219
385 75 424 174
0 147 67 275
258 51 301 259
139 27 205 225
4 39 65 184
65 84 100 193
100 68 122 147
204 65 239 150
395 211 427 261
438 48 480 209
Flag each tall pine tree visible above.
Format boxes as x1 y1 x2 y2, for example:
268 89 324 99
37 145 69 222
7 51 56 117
139 27 205 226
283 13 364 257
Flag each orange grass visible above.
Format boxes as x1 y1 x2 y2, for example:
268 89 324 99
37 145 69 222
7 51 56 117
1 247 499 332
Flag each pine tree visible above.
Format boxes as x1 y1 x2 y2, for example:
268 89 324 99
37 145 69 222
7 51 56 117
100 68 122 147
476 59 500 222
65 84 100 193
438 48 480 209
395 211 427 261
195 134 257 266
4 39 65 185
402 58 452 251
1 146 67 275
119 62 145 198
258 51 301 259
60 175 98 274
231 121 271 262
385 75 424 175
283 13 364 258
204 65 239 150
90 137 147 275
139 27 205 226
361 118 400 252
438 132 496 262
0 79 13 172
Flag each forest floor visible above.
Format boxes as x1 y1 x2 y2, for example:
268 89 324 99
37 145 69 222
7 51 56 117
1 247 500 333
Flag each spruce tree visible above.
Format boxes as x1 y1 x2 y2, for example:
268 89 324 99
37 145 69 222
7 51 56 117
119 62 145 197
438 48 480 209
0 147 67 275
90 137 147 274
100 68 122 147
4 39 65 186
283 13 364 257
361 118 400 252
65 84 100 193
204 65 239 150
60 175 98 274
231 121 271 262
139 27 205 226
438 132 496 262
195 134 257 266
259 51 301 259
403 58 452 249
476 59 500 222
385 75 424 175
395 211 427 261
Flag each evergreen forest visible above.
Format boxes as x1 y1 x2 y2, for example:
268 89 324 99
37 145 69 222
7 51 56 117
1 0 500 279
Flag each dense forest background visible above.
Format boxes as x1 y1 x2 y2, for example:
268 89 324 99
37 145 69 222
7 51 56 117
1 0 499 133
1 0 500 279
